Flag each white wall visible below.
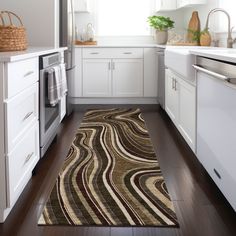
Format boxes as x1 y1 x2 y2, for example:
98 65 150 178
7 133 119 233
0 0 59 47
183 0 219 32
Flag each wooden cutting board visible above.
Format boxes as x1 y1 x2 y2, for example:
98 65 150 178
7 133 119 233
75 40 97 45
187 11 200 43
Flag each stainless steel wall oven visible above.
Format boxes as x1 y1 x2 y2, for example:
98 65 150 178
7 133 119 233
39 53 61 157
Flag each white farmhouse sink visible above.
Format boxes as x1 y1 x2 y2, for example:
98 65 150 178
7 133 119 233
165 48 196 82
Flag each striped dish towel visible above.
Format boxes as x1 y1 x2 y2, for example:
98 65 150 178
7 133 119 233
47 66 61 106
59 63 68 96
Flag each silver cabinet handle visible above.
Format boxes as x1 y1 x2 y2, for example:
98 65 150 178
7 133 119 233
174 79 177 91
123 52 132 55
108 62 111 70
22 111 34 122
193 64 229 81
90 52 99 55
172 78 175 89
24 152 34 165
112 62 115 70
24 71 34 78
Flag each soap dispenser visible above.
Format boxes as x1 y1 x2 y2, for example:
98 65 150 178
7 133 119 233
86 23 95 42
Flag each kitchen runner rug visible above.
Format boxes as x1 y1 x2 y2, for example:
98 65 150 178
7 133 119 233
38 108 178 226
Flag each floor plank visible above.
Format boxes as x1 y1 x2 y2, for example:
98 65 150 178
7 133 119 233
0 105 236 236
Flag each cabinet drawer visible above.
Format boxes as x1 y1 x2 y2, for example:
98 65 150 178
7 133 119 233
5 83 39 152
82 48 144 59
6 122 39 207
5 57 39 98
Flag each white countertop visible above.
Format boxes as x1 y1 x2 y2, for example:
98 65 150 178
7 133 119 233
189 48 236 63
75 43 166 49
0 47 67 62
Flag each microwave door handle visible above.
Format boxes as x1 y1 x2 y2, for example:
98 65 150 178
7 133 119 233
192 64 229 82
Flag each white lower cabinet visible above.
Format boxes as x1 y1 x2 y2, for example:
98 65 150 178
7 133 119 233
60 95 66 122
82 58 143 97
0 56 40 222
83 59 112 97
112 59 143 97
165 69 196 152
6 122 39 207
165 69 179 123
74 47 158 102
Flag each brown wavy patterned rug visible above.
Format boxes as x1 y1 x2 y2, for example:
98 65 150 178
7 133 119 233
38 108 178 226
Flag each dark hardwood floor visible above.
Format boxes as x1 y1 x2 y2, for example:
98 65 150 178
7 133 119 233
0 105 235 236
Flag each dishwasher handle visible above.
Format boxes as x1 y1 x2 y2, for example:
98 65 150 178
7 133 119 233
192 64 229 82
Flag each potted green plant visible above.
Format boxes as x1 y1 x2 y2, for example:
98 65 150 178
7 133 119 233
147 15 175 44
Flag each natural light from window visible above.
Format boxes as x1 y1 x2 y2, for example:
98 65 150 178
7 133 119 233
219 0 236 32
96 0 153 36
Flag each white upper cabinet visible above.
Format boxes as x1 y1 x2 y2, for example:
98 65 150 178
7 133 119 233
177 0 207 8
74 0 90 12
156 0 177 12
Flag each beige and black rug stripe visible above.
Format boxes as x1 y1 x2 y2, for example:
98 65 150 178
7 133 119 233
38 108 178 226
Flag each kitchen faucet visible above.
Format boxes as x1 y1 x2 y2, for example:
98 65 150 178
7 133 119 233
205 8 236 48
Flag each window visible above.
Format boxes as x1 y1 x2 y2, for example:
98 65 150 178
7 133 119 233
96 0 154 36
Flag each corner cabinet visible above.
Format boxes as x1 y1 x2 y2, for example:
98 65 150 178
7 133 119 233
156 0 177 12
165 69 196 152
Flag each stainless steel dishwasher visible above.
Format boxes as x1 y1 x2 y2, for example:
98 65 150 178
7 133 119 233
157 48 165 109
193 57 236 211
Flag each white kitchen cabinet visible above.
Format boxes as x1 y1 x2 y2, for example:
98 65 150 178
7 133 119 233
165 69 196 151
80 47 145 98
73 48 83 98
144 48 158 97
112 59 143 97
83 59 112 97
83 58 143 98
74 0 90 12
156 0 177 12
177 76 196 150
0 57 40 223
177 0 206 8
165 69 178 123
60 95 66 122
6 122 39 207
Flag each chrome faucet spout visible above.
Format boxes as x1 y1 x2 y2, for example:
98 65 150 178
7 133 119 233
205 8 233 48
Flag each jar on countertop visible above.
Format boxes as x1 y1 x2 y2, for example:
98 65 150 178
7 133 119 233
86 23 95 42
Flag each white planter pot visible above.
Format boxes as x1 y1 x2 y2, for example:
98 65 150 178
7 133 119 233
156 30 168 45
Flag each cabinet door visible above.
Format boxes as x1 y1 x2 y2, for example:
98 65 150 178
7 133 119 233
83 59 112 97
177 0 206 8
71 48 82 97
177 77 196 151
144 48 158 97
165 69 178 123
74 0 90 12
112 59 143 97
156 0 177 11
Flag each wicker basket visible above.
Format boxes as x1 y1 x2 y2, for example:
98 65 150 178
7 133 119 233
0 11 27 52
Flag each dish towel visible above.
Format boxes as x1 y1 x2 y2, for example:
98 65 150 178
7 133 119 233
47 66 61 106
59 63 68 96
